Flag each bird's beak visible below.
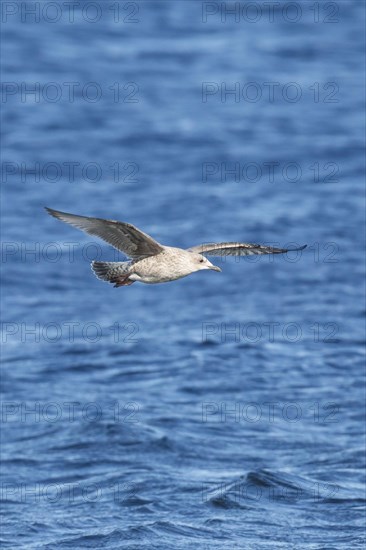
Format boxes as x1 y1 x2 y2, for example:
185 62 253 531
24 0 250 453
209 265 221 272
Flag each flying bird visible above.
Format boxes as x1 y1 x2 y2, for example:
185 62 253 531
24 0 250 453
45 208 306 287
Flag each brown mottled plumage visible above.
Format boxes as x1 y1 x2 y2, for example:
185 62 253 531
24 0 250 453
45 208 306 287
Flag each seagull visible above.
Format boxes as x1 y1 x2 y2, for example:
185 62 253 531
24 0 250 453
45 208 306 287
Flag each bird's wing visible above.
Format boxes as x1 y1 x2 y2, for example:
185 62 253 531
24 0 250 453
46 208 164 259
187 242 307 256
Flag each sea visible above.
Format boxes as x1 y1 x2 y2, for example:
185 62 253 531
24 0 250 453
1 0 365 548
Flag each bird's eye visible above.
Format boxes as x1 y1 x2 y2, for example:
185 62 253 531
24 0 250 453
200 259 204 263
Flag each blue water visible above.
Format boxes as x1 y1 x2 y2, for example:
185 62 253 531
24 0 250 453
1 1 365 548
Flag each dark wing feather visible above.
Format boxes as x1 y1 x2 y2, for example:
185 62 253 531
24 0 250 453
187 242 307 257
45 208 164 259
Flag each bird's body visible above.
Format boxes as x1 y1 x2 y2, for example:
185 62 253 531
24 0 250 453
132 247 217 283
93 247 211 286
45 208 306 287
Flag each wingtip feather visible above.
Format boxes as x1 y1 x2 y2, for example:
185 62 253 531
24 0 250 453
45 206 61 219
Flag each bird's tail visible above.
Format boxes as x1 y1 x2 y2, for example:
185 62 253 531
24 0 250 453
91 261 133 287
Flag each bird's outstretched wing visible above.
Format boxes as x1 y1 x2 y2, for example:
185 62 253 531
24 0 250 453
187 242 307 256
45 208 164 259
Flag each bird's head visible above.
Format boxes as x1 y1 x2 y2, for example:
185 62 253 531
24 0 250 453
190 253 221 273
